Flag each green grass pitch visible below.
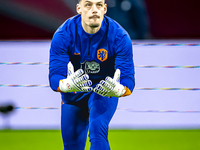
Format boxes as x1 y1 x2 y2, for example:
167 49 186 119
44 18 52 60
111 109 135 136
0 129 200 150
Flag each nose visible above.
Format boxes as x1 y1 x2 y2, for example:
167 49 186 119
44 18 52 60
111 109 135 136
91 4 98 14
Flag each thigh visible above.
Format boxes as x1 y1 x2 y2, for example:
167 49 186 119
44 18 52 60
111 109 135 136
61 102 89 149
88 93 118 136
88 93 119 150
89 93 119 124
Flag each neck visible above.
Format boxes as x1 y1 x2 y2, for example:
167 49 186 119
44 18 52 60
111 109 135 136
82 21 102 34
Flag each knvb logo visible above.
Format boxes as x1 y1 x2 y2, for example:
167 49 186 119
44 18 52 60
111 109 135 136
97 49 108 62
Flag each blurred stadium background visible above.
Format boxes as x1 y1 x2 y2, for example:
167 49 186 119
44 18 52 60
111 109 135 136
0 0 200 149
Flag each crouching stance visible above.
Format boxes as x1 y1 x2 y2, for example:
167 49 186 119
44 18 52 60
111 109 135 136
49 0 135 149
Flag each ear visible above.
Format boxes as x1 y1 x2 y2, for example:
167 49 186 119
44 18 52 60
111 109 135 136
76 4 82 14
104 4 107 14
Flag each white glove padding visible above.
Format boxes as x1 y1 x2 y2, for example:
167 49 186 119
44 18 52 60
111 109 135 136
59 62 93 93
94 69 126 97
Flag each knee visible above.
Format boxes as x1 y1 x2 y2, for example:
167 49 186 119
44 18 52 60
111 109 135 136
89 119 108 139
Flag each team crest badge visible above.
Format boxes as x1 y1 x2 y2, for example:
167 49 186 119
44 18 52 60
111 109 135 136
97 49 108 62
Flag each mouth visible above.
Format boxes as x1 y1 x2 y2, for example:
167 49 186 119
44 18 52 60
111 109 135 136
89 15 100 19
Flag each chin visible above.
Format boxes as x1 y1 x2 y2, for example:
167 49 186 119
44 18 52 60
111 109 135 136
89 23 100 28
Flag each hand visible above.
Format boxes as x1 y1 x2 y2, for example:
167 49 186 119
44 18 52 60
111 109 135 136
59 61 93 93
94 69 126 97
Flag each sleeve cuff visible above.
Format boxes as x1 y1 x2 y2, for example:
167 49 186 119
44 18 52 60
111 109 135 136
120 77 135 92
49 74 65 91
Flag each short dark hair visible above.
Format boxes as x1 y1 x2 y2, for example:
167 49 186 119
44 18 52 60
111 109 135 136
78 0 106 3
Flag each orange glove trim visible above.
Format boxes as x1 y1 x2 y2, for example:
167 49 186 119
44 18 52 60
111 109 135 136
57 86 62 92
121 86 132 97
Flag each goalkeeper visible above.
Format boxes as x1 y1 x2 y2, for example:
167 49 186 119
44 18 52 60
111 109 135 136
49 0 135 149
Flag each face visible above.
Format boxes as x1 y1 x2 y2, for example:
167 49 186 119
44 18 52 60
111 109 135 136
77 0 107 30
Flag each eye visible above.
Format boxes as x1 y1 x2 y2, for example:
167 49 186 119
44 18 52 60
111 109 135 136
97 3 103 7
85 3 92 7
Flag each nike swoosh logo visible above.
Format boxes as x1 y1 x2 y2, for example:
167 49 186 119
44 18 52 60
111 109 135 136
74 52 81 55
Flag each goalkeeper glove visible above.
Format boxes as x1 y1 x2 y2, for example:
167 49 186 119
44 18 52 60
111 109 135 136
59 61 93 93
94 69 128 97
